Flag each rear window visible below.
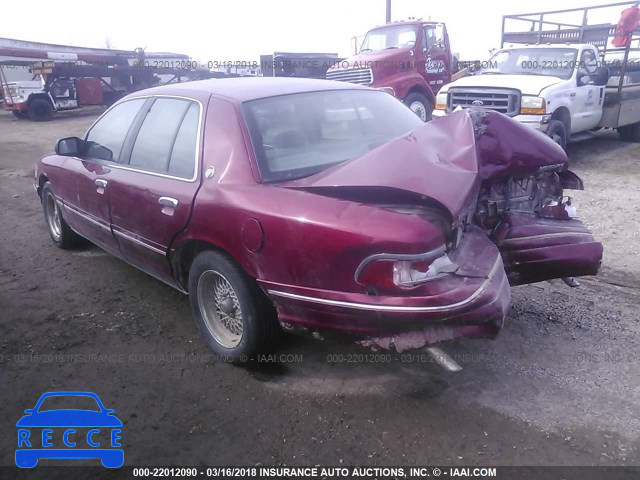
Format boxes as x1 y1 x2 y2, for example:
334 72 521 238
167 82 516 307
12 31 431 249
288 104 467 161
243 89 423 182
129 98 199 178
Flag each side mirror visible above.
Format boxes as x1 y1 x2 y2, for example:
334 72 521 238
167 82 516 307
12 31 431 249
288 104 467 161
577 66 609 87
55 137 83 156
593 66 610 86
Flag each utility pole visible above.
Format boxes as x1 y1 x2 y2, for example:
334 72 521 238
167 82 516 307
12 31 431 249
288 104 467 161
386 0 391 23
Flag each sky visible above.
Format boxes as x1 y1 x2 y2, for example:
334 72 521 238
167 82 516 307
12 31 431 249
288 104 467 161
1 0 629 62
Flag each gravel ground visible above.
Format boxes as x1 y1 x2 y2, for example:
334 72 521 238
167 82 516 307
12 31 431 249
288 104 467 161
0 108 639 475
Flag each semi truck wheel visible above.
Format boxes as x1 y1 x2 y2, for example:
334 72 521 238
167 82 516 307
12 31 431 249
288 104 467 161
12 111 29 120
404 93 433 122
28 98 54 121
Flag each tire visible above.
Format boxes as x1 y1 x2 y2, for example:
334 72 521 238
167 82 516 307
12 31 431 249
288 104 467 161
28 98 54 121
188 250 279 362
41 182 82 248
546 119 567 150
617 122 640 142
404 92 433 122
12 110 29 119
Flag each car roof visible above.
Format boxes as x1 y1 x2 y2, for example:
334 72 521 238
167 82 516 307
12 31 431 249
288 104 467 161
127 77 368 103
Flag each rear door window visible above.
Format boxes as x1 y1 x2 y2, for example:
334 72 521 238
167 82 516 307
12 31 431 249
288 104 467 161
168 103 199 179
84 98 146 161
127 98 199 178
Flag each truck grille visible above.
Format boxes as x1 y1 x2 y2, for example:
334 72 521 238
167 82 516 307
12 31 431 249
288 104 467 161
447 88 520 116
326 68 373 85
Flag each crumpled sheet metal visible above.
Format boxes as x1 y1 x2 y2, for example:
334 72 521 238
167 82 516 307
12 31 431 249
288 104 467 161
289 109 569 218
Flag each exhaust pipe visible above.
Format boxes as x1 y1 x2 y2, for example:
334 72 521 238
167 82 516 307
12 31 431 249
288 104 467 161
424 346 463 372
562 277 581 287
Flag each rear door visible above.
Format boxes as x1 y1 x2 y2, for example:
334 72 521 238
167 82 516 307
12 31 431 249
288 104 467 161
58 98 147 256
106 96 204 285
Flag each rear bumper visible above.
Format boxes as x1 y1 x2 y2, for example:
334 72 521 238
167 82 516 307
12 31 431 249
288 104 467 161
498 212 603 286
260 228 511 351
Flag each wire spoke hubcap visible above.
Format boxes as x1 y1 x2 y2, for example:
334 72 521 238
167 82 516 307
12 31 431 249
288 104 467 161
197 270 243 348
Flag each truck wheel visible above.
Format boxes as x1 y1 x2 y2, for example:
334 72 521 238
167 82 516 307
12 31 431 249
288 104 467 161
404 93 433 122
28 98 54 121
188 250 280 363
617 123 640 142
12 110 29 119
546 120 567 150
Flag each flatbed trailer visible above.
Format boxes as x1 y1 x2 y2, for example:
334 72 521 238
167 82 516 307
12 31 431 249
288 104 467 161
0 59 226 121
501 1 640 139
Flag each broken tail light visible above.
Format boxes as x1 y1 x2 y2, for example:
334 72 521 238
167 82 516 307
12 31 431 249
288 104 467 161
356 249 456 290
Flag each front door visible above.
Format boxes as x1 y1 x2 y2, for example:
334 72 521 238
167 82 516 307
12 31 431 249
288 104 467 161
572 49 604 132
421 23 450 92
107 97 203 284
58 98 147 256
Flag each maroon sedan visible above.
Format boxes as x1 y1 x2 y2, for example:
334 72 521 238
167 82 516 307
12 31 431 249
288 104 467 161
35 78 602 361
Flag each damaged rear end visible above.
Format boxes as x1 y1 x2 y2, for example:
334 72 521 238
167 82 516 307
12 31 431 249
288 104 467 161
282 108 602 354
470 109 603 286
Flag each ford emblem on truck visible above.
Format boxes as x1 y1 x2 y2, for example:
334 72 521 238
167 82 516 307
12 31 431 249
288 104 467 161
472 100 484 106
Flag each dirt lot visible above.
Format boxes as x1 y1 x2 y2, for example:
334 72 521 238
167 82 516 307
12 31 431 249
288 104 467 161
1 108 639 474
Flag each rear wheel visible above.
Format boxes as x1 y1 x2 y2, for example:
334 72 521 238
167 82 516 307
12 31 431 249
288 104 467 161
28 98 54 121
41 182 82 248
188 250 279 362
404 92 433 122
617 122 640 142
546 119 567 150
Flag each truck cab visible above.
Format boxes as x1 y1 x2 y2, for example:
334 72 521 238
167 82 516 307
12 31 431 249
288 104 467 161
326 20 453 121
433 44 610 149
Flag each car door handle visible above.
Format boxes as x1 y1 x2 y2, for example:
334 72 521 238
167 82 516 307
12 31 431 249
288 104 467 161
95 179 108 188
158 196 178 208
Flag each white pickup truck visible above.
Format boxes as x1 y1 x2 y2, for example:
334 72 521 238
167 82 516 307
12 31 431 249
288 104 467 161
433 44 615 149
433 3 640 150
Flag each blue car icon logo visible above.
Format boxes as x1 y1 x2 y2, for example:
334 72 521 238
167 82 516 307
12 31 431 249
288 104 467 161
16 391 123 468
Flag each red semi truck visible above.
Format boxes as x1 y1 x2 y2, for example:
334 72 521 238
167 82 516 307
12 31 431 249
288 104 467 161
326 19 454 121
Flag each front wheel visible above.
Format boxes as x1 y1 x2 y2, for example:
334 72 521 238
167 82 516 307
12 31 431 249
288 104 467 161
546 119 567 150
404 92 433 122
28 98 54 121
188 251 279 362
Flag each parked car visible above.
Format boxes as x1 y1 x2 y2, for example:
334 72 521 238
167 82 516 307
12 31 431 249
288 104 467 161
35 78 602 361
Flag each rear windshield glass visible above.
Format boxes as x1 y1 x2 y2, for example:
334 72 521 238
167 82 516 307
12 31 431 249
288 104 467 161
243 90 423 182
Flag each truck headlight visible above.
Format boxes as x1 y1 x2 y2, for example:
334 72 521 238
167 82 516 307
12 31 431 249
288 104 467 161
435 92 448 110
521 96 546 115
